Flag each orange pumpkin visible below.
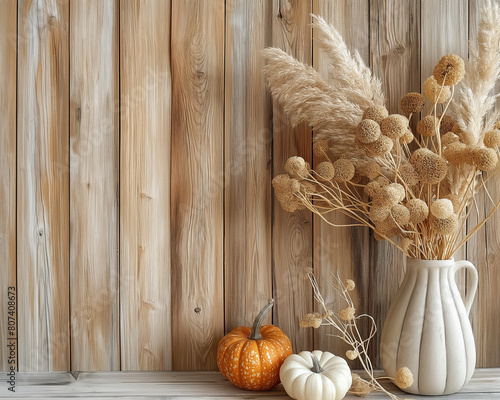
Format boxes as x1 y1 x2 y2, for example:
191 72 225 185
217 299 292 391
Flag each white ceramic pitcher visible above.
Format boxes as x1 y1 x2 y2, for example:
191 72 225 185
380 258 478 395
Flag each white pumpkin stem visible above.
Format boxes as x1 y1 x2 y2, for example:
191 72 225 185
310 354 324 373
249 299 274 340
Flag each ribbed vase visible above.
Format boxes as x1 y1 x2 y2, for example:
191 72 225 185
380 258 478 395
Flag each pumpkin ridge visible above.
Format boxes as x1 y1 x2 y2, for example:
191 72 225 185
236 340 250 389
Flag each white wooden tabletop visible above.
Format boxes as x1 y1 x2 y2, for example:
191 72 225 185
0 369 499 399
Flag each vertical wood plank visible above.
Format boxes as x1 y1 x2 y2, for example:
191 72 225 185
0 0 17 372
224 0 273 330
17 0 70 371
171 0 224 370
70 0 119 371
271 0 313 354
312 0 370 368
120 0 172 371
467 0 500 368
369 0 421 367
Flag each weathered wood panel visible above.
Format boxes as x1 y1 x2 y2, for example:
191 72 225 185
0 0 17 372
17 0 70 371
70 0 119 371
467 0 500 368
271 0 313 354
312 0 370 368
369 0 420 367
224 0 273 331
120 0 172 371
170 0 225 370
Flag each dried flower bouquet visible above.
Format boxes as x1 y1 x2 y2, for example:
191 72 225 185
263 2 500 261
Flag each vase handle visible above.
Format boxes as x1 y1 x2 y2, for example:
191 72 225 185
452 260 478 315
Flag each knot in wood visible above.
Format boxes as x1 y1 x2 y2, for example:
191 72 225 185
194 307 201 314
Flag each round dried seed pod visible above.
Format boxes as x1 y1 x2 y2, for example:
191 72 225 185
417 115 438 137
351 172 363 184
401 237 414 252
364 181 381 198
314 161 335 180
445 193 461 213
443 142 466 165
363 161 381 179
381 115 409 139
473 147 499 171
369 205 391 222
452 123 462 134
430 213 458 235
363 105 389 125
431 198 454 219
357 119 381 143
462 146 479 165
433 54 465 86
377 185 400 206
391 204 410 226
400 129 415 144
483 129 500 148
285 156 310 180
439 114 455 135
406 198 429 224
410 148 447 184
313 139 330 158
333 158 355 182
388 182 406 202
441 132 460 147
272 174 305 212
401 92 425 114
365 135 394 156
376 176 390 187
399 163 419 186
423 76 451 103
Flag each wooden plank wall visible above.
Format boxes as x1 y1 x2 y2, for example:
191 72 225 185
0 0 499 372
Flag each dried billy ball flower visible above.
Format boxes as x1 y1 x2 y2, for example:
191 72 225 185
299 313 322 329
400 129 415 144
361 161 381 179
399 163 419 186
376 176 391 187
430 213 458 235
377 185 401 205
364 181 381 198
423 76 451 103
381 114 409 139
369 205 391 222
363 105 389 125
431 198 454 219
439 114 455 135
339 307 356 322
445 193 461 213
365 135 394 156
441 131 460 147
473 147 499 171
285 156 310 180
333 158 355 182
417 115 438 137
395 367 414 389
357 119 381 144
406 198 429 224
351 172 363 184
391 204 411 226
313 139 329 157
344 279 356 291
346 350 359 360
433 53 465 86
483 129 500 148
315 161 335 180
401 92 425 114
300 180 317 195
411 148 447 184
452 123 462 134
443 142 467 165
388 182 406 202
272 174 305 212
401 238 414 252
462 146 479 165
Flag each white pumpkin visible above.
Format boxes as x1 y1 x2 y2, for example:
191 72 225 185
279 350 352 400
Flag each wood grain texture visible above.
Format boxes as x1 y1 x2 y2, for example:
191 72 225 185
271 0 313 354
312 0 370 368
120 0 172 371
17 0 70 371
70 0 119 371
0 0 17 372
369 0 420 368
467 0 500 368
224 0 273 332
170 0 225 370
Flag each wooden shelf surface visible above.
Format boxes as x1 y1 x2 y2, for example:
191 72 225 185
0 369 499 399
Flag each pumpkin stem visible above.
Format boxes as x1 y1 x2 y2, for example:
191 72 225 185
310 354 324 373
248 299 274 340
